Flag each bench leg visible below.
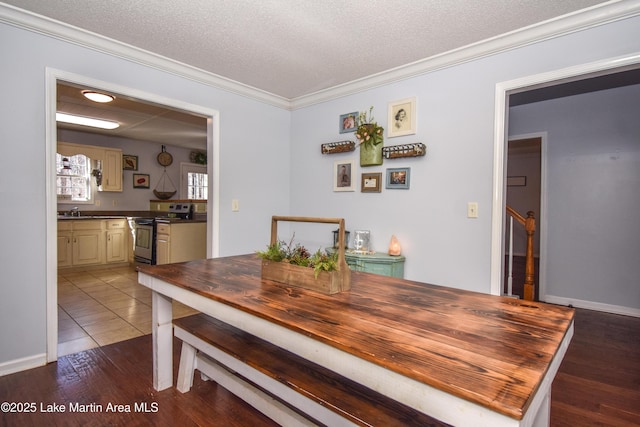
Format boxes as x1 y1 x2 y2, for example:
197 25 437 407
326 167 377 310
196 354 316 427
176 341 197 393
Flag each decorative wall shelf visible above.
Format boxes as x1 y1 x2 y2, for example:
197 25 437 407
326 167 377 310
321 140 356 154
382 143 426 159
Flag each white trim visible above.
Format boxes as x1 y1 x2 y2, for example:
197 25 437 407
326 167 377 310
544 295 640 318
2 1 639 110
45 68 221 363
0 4 289 110
290 0 640 109
0 353 46 377
490 53 640 297
45 70 58 363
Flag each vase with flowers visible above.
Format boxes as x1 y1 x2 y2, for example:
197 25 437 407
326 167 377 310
355 106 384 166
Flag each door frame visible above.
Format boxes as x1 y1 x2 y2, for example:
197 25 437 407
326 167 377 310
45 68 221 362
490 53 640 297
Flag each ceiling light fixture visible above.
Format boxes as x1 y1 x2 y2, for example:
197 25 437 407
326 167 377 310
56 112 120 130
82 90 115 103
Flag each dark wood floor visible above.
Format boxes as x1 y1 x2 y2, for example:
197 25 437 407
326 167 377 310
1 308 638 426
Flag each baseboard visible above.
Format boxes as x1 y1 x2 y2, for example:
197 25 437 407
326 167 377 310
543 295 640 318
0 353 47 377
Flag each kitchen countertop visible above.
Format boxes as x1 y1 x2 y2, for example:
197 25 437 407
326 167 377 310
155 218 207 224
57 215 129 220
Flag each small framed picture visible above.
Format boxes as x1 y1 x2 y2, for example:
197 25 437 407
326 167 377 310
133 174 150 189
123 154 138 171
334 160 355 192
386 167 410 189
507 176 527 186
388 97 416 138
361 172 382 193
339 112 358 134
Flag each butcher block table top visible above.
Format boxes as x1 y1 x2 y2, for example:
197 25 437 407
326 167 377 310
138 254 574 423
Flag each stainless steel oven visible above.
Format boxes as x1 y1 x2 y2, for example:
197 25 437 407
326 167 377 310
134 218 156 264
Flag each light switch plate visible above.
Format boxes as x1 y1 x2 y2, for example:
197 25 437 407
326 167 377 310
467 202 478 218
232 199 239 212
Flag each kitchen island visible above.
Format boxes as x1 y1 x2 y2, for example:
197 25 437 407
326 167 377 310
137 254 574 427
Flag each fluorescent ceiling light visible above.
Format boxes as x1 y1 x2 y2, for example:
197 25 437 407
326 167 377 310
56 112 120 130
82 91 115 103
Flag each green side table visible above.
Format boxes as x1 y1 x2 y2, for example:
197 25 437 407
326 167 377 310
329 249 405 279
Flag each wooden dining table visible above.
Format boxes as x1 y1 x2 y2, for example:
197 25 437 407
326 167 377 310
137 254 574 427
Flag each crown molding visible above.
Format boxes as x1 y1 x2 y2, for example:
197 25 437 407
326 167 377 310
290 0 640 110
0 3 291 110
2 1 639 111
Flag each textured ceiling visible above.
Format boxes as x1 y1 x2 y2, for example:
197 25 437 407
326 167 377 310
5 0 611 99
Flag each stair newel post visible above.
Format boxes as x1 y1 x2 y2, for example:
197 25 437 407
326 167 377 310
524 211 536 301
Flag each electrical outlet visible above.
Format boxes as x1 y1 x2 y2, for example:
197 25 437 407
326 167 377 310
112 199 118 207
232 199 239 212
467 202 478 218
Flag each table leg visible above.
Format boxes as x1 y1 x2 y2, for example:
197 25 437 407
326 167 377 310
532 391 550 427
152 291 173 391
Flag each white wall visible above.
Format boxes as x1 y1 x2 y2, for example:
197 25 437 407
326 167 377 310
1 9 639 373
0 22 290 368
289 16 640 292
509 84 640 313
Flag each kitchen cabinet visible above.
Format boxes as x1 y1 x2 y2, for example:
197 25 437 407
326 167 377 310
58 219 130 268
57 222 73 268
155 221 206 265
65 220 105 266
155 223 170 266
57 142 122 192
106 219 127 263
101 148 122 192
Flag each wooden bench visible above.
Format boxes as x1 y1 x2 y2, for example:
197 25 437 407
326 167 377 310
173 314 448 427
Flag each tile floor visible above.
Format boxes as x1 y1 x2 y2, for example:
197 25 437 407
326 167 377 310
57 264 198 357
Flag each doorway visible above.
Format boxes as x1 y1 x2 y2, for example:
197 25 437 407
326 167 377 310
504 136 543 300
490 54 640 303
46 68 220 362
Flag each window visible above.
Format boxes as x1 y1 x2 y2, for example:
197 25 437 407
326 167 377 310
56 153 93 203
181 163 208 200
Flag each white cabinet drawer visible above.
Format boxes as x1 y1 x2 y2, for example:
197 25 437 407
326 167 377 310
156 223 171 235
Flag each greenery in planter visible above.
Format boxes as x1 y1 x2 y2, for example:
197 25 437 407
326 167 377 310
257 235 339 278
355 106 384 149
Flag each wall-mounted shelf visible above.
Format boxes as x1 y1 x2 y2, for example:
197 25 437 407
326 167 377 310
382 143 426 159
321 140 356 154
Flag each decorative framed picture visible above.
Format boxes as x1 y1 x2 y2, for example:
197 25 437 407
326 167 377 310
334 160 355 192
339 112 358 134
133 173 150 189
361 172 382 193
123 154 138 171
507 176 527 186
386 167 410 189
388 97 416 138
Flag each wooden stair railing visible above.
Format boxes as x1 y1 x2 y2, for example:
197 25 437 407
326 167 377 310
506 206 536 301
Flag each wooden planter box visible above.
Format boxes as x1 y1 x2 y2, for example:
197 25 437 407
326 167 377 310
260 216 351 295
